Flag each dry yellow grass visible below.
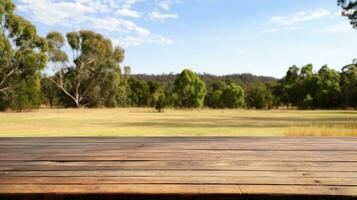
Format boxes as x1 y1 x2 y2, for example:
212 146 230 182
286 124 357 136
0 108 356 137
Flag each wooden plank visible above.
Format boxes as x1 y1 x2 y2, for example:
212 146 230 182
1 140 356 145
1 161 357 171
2 150 357 157
0 184 241 195
2 170 357 178
0 136 355 141
1 152 356 161
239 185 357 196
1 176 357 186
2 145 357 151
0 137 357 197
3 143 357 151
0 184 356 196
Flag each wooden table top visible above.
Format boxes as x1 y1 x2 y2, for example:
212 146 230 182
0 137 357 199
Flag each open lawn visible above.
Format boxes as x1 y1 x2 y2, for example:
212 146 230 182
0 108 356 137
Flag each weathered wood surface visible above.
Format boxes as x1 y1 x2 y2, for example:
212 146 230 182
0 137 357 198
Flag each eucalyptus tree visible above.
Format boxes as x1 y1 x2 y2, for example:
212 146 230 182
0 0 48 110
341 64 357 108
46 31 125 107
127 77 150 107
205 81 226 108
338 0 357 29
124 66 131 78
246 83 273 109
221 83 245 108
315 65 341 109
173 69 206 108
280 65 300 107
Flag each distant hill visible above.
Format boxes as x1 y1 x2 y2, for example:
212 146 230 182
132 73 277 87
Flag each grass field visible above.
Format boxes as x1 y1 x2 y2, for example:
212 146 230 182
0 108 356 137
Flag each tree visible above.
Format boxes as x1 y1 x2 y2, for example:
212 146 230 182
124 66 131 78
205 81 226 108
41 76 60 108
266 82 282 109
280 65 300 107
278 64 342 109
0 0 48 111
278 64 321 108
146 81 167 112
46 31 125 107
153 90 167 112
302 94 314 110
315 65 341 109
338 0 357 29
173 69 206 108
341 64 357 108
91 66 123 108
221 83 245 108
246 83 273 109
127 78 150 107
299 65 320 107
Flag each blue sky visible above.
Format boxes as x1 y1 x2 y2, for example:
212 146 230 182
14 0 357 78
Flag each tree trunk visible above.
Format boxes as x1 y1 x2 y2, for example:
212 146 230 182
75 99 80 108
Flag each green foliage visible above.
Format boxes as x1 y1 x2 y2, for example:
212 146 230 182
205 81 225 108
2 0 357 111
113 47 125 63
277 64 345 109
66 32 80 50
302 94 314 110
146 81 168 112
46 32 68 62
338 0 357 29
46 30 125 108
221 83 245 108
124 66 131 78
127 78 150 107
246 83 273 109
154 90 167 112
0 0 47 111
41 77 60 108
341 64 357 108
173 69 207 108
315 65 341 108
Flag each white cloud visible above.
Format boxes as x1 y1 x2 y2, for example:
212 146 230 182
16 0 174 47
115 0 142 17
262 9 345 34
149 11 178 21
115 8 141 18
17 0 97 25
272 9 331 26
158 0 172 10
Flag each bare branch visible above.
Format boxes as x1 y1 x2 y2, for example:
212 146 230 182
47 77 77 103
0 87 10 93
0 67 18 88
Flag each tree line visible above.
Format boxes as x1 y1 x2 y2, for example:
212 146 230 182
1 0 357 111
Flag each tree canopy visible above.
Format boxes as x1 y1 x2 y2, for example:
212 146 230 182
338 0 357 29
173 69 207 108
0 0 48 111
46 30 125 107
1 0 357 111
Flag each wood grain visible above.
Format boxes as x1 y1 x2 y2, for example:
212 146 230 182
0 137 357 197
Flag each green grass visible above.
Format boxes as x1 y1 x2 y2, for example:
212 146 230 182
0 108 356 137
